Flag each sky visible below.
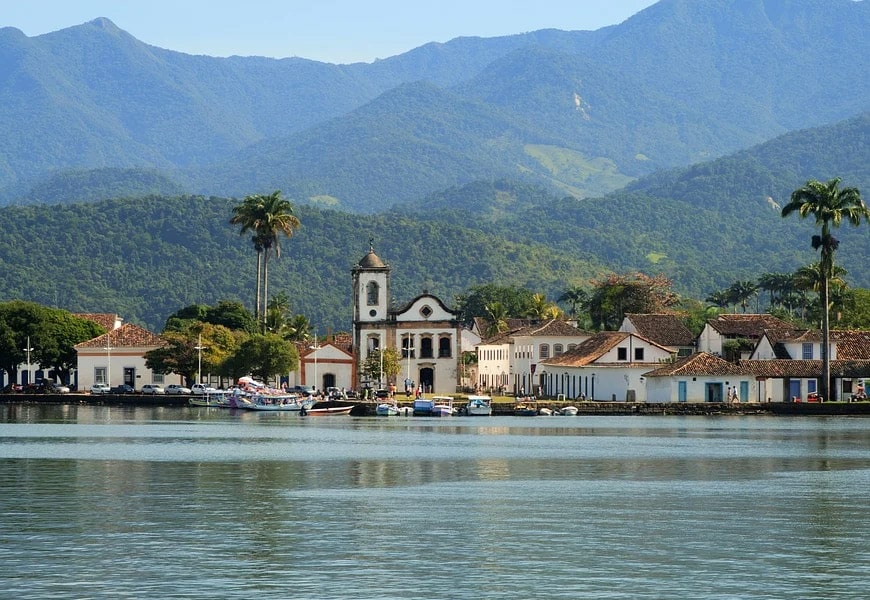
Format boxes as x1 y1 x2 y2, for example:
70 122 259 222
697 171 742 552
4 0 659 64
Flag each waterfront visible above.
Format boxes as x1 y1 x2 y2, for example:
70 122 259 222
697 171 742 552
1 405 868 599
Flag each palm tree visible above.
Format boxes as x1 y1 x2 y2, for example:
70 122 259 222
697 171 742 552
258 191 301 329
229 191 300 329
705 290 731 310
782 178 869 401
526 293 562 320
727 280 758 313
484 302 509 337
757 272 793 309
558 285 589 320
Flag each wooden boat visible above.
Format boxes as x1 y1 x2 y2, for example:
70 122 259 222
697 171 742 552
465 395 492 416
304 401 355 416
514 397 538 416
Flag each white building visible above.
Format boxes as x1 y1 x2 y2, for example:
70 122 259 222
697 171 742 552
74 323 184 391
644 352 755 403
351 244 461 394
540 331 673 402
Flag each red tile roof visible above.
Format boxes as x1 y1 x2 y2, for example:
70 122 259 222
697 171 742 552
644 352 745 377
739 359 870 378
624 313 695 347
75 313 121 331
542 331 668 367
707 314 791 338
74 323 165 349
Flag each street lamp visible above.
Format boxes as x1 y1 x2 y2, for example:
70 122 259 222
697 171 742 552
23 336 33 385
194 334 206 385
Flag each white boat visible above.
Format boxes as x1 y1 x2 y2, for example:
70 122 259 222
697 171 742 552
538 407 554 416
246 394 312 411
465 395 492 416
189 390 231 407
304 401 355 416
376 402 400 416
430 396 456 417
559 406 579 416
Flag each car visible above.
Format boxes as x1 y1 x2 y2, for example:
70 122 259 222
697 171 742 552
110 384 135 394
48 382 71 394
90 383 111 394
141 384 166 395
165 384 191 395
290 385 316 396
191 383 218 395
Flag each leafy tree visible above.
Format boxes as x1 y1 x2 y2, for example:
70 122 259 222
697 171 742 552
264 291 292 335
454 284 538 324
558 285 589 320
836 288 870 328
782 178 869 401
587 273 679 330
359 347 400 387
232 333 299 384
204 300 257 333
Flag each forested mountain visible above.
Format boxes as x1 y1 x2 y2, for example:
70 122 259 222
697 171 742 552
0 113 866 333
0 0 867 210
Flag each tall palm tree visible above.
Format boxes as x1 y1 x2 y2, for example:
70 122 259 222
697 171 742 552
258 191 300 329
229 191 300 329
558 285 589 320
484 302 509 337
727 280 759 313
757 272 793 309
229 195 268 320
782 178 869 401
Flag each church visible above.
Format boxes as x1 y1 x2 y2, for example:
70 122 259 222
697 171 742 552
351 244 461 394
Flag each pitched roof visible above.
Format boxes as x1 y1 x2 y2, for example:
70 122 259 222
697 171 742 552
74 323 165 349
739 359 870 378
644 352 745 377
624 313 694 347
706 314 791 338
75 313 121 331
541 331 651 367
483 319 588 345
832 330 870 360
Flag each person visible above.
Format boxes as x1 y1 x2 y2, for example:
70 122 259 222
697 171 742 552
732 388 740 403
726 386 734 403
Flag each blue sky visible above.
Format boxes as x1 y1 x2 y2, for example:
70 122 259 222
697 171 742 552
4 0 658 64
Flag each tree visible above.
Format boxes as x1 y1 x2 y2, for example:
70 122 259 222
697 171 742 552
359 347 400 387
483 302 509 337
232 333 299 384
558 285 589 320
525 293 562 320
782 178 869 401
454 284 538 324
726 280 758 313
229 191 300 330
284 314 312 342
587 272 679 330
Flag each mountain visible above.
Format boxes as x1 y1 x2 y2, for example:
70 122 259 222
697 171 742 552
0 113 866 333
1 0 868 209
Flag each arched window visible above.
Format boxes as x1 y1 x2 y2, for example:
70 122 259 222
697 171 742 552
421 337 434 359
366 281 379 306
438 336 452 358
554 344 564 355
539 344 550 359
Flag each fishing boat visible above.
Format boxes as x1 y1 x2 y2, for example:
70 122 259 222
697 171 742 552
465 395 492 416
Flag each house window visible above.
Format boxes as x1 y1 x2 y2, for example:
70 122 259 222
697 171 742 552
634 348 644 361
554 344 564 356
421 337 434 359
617 347 628 361
366 281 379 306
438 337 452 358
539 344 550 359
802 343 813 360
94 367 107 385
152 372 165 384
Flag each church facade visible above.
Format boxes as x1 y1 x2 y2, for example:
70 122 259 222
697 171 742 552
351 245 461 394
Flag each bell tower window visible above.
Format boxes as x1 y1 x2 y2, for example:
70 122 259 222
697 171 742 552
367 281 379 306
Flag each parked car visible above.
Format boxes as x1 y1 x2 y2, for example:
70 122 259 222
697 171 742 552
110 384 135 394
290 385 316 396
165 384 191 395
90 383 111 394
141 384 166 395
47 382 71 393
191 383 218 395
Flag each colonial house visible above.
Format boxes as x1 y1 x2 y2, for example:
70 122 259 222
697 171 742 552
742 329 870 402
351 245 461 394
540 331 674 402
644 352 756 403
619 313 695 356
697 314 791 357
75 323 184 391
475 319 590 395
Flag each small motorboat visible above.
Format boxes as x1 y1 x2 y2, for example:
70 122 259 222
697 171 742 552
465 395 492 416
376 402 400 416
559 406 579 416
304 401 355 416
430 396 456 416
514 397 538 416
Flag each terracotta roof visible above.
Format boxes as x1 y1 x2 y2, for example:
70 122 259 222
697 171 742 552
483 319 589 345
644 352 745 377
624 313 694 347
832 330 870 360
739 359 870 378
706 314 791 338
75 313 120 331
542 331 631 367
74 323 165 349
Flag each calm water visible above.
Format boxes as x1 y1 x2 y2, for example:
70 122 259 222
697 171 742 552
0 405 868 600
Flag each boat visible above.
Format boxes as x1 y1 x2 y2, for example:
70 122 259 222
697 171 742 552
559 405 579 416
430 396 456 417
413 397 436 416
246 394 312 411
189 390 231 407
376 402 400 416
304 401 355 416
514 397 538 416
465 395 492 416
538 407 554 416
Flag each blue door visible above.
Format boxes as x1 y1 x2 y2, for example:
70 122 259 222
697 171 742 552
740 381 749 403
789 379 801 401
678 381 687 403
